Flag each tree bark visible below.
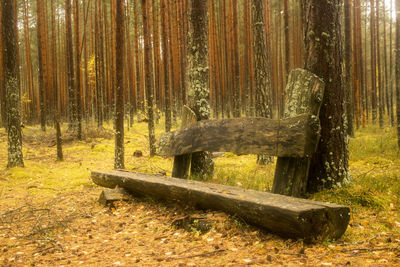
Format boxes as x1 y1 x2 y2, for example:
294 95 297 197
142 0 157 156
74 0 82 140
187 0 213 179
161 0 171 132
396 0 400 148
370 0 378 124
114 0 125 169
252 0 274 165
2 0 24 168
301 0 350 192
37 0 47 131
344 0 354 136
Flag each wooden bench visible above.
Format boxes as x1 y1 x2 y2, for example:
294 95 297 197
91 69 350 241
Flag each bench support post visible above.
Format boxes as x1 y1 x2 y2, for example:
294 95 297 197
272 69 325 197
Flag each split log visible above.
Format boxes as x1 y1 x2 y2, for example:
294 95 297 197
159 114 320 158
272 69 325 197
91 170 350 241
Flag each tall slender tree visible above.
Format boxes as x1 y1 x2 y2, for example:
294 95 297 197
396 0 400 148
142 0 157 156
344 0 354 136
0 3 5 129
302 0 349 192
114 0 125 169
37 0 47 131
2 0 24 167
74 0 82 140
370 0 378 124
161 0 171 132
252 0 274 165
65 0 75 130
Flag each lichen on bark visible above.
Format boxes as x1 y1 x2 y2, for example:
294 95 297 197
187 0 213 179
2 0 24 168
302 0 350 192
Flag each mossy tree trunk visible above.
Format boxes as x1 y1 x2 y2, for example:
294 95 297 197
114 0 125 169
2 0 24 168
187 0 213 179
301 0 350 192
252 0 274 165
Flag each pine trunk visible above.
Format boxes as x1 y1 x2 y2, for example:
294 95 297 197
114 0 125 169
2 0 24 168
187 0 213 179
252 0 273 165
302 0 350 192
37 0 47 131
396 0 400 148
142 0 157 156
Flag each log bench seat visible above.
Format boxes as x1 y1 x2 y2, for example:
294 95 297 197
91 170 350 241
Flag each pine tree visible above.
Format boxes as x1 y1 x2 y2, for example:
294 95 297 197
302 0 350 192
2 0 24 168
187 0 214 178
114 0 125 169
252 0 274 165
396 0 400 148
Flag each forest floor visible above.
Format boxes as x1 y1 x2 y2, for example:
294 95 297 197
0 119 399 266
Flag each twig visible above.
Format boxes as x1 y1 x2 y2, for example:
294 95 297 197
356 167 377 179
164 249 227 261
340 247 399 254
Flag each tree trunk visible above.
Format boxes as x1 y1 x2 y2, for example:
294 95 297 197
74 0 82 140
0 3 5 129
396 0 400 148
301 0 350 192
344 0 354 136
65 0 75 130
389 0 395 126
283 0 290 78
2 0 24 168
161 0 171 132
23 0 35 124
252 0 274 165
187 0 213 179
370 0 378 124
37 0 47 131
142 0 157 157
376 0 384 128
114 0 125 169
